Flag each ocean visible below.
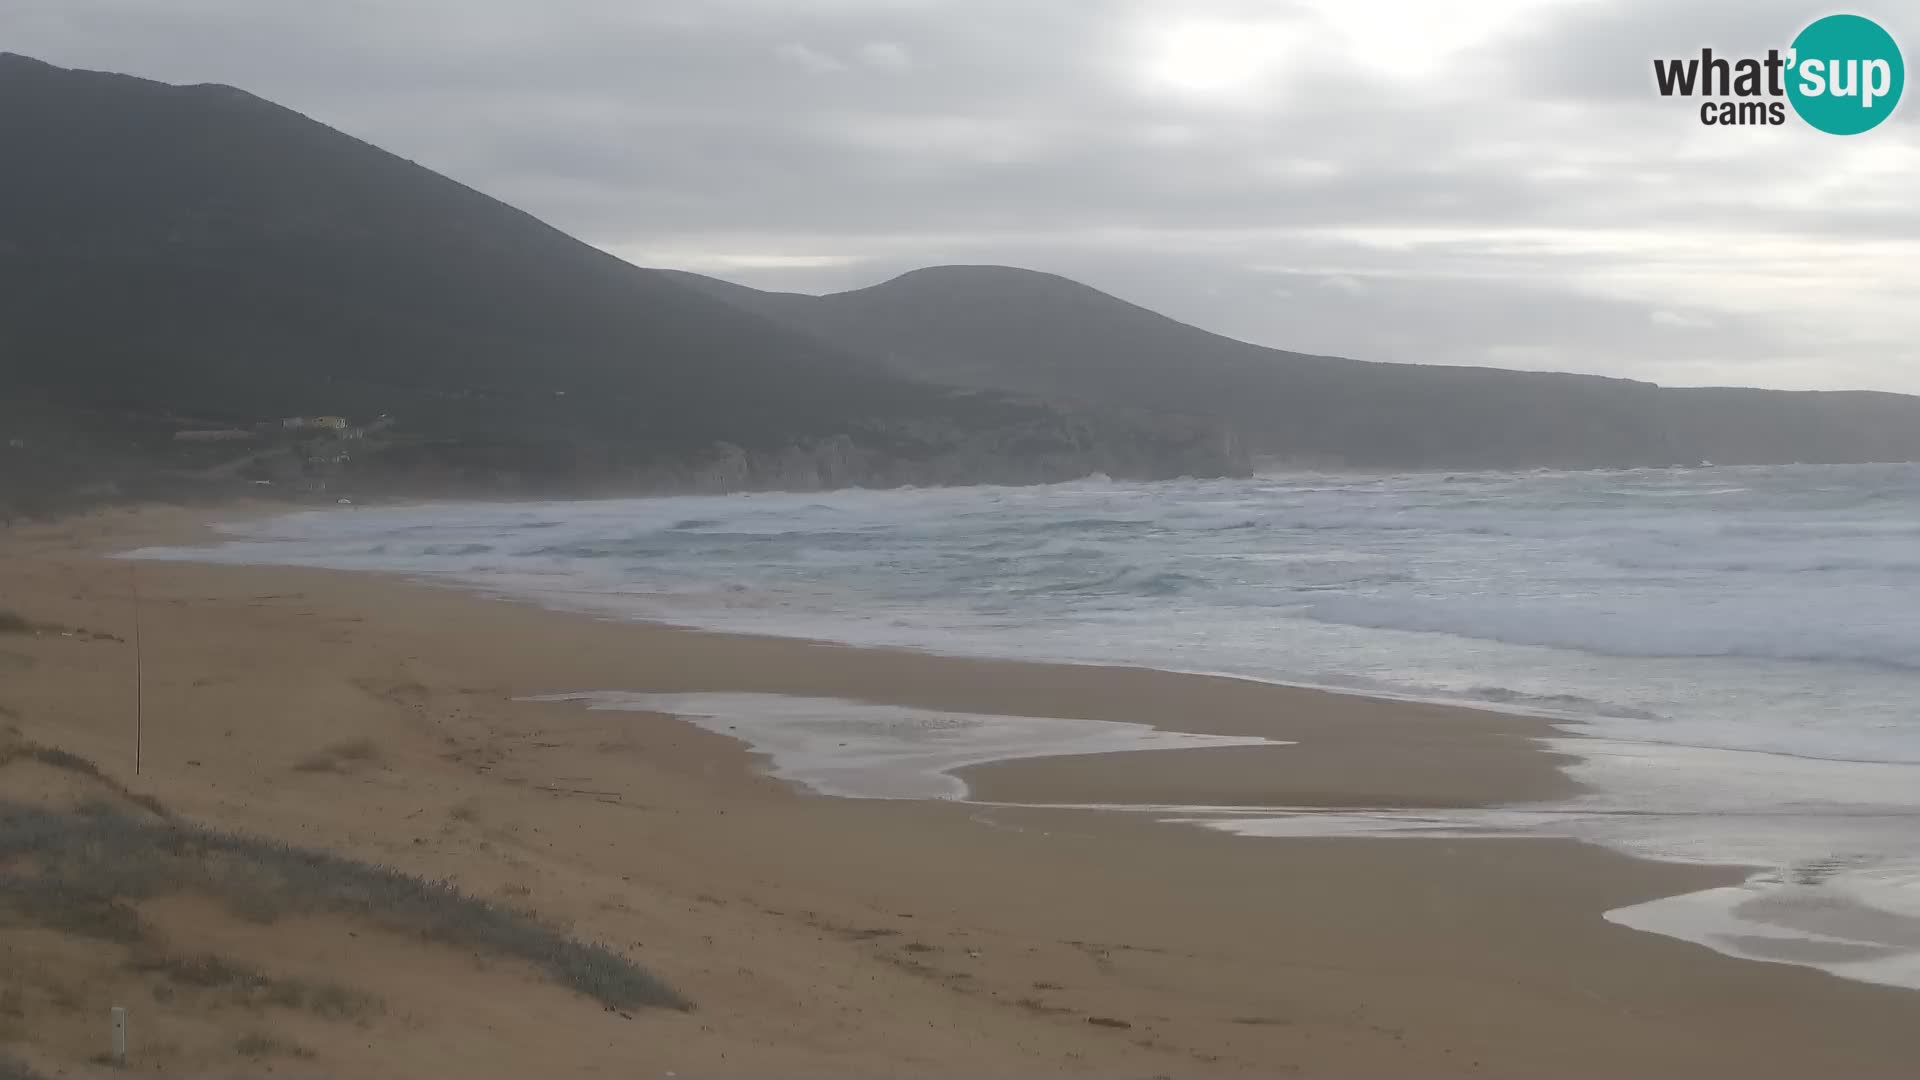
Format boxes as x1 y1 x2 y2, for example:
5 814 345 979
128 463 1920 990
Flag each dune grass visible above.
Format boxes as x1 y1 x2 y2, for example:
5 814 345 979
0 1054 48 1080
0 872 145 944
129 950 383 1019
290 737 382 773
233 1032 315 1061
0 801 688 1011
12 744 99 776
0 741 170 819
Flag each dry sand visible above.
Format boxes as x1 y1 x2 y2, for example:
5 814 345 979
2 503 1918 1076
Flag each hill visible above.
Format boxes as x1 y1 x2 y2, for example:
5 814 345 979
6 50 1914 513
669 264 1920 469
0 54 1240 514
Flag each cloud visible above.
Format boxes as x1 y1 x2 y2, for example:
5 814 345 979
775 41 850 73
2 0 1915 392
1650 309 1716 330
858 40 912 69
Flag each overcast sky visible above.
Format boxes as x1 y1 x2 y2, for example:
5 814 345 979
7 0 1916 392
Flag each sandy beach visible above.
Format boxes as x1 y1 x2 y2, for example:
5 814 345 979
3 504 1919 1077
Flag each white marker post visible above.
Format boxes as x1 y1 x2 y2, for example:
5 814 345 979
110 1006 128 1066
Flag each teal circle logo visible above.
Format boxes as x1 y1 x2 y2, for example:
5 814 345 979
1787 14 1904 134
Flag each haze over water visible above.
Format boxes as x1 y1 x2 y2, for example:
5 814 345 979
132 463 1920 988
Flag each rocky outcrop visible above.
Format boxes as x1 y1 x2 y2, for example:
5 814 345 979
627 421 1247 495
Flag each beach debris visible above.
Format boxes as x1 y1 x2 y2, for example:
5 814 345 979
110 1005 128 1066
1086 1016 1132 1029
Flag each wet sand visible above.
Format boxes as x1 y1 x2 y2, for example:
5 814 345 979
2 504 1918 1076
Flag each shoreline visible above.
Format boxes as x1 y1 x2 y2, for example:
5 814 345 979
5 505 1920 1075
122 493 1920 779
117 502 1588 809
126 501 1657 741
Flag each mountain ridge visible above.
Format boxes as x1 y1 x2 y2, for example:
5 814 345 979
667 263 1920 469
0 53 1242 513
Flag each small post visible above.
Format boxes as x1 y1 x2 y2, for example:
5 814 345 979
110 1005 128 1066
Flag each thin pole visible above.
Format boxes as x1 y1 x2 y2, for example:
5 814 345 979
130 564 143 776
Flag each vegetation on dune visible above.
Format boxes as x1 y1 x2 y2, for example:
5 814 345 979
0 737 684 1075
232 1032 316 1061
290 737 382 773
0 740 170 819
11 744 98 775
129 951 382 1020
0 1055 48 1080
0 800 688 1011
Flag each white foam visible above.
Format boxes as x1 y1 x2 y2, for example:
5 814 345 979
525 692 1284 800
1174 739 1920 990
1607 869 1920 990
1187 810 1920 990
1302 591 1920 671
1171 808 1552 841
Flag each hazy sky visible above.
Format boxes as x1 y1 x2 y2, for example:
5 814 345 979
6 0 1916 392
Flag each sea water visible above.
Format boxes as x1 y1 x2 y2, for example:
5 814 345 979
126 464 1920 988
